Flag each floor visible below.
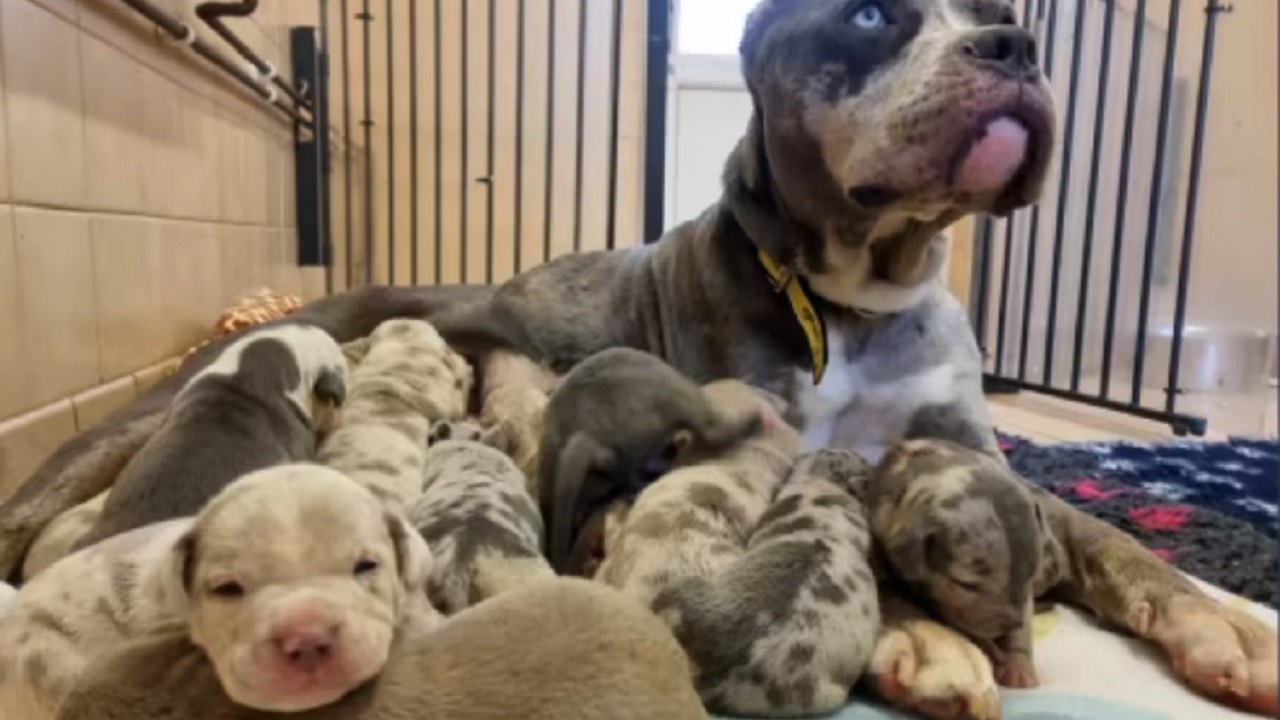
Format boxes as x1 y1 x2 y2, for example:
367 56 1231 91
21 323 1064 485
987 385 1280 444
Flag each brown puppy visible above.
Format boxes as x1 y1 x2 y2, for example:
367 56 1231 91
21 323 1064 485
866 438 1056 689
73 324 348 549
652 448 881 717
540 348 766 574
56 577 708 720
0 464 432 720
411 426 554 614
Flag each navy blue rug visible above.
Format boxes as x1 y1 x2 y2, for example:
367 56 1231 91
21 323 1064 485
998 434 1278 607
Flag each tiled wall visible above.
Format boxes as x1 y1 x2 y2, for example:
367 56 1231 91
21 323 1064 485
0 0 322 497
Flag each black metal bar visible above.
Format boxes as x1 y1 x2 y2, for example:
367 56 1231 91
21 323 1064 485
1014 0 1054 381
514 0 527 272
994 217 1015 374
113 0 310 125
485 0 497 284
571 0 589 254
982 374 1207 436
1098 0 1148 398
1166 0 1226 413
1131 0 1184 404
318 2 332 294
972 216 994 354
291 28 324 267
342 0 353 287
409 0 419 285
461 0 470 282
604 0 623 250
386 0 395 285
195 1 311 110
360 0 374 284
641 0 670 243
542 0 557 264
433 0 443 285
1042 0 1087 384
1069 0 1117 392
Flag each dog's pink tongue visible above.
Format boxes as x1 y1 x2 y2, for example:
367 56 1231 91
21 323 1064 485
956 117 1028 193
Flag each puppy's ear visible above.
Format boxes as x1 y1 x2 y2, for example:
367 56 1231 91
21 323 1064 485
885 521 942 584
385 512 432 593
159 530 198 611
314 367 347 407
341 336 372 366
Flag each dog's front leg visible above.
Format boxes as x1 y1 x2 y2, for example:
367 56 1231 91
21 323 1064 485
1043 491 1277 716
864 584 1001 720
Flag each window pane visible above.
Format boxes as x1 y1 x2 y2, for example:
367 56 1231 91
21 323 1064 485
677 0 756 55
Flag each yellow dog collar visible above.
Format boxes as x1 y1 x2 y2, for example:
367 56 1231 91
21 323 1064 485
758 250 828 385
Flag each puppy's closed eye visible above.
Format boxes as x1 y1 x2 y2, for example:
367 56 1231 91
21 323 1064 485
354 558 379 576
211 580 245 599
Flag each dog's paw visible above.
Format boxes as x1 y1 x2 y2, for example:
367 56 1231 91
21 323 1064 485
992 653 1038 690
868 618 1001 720
1137 594 1278 716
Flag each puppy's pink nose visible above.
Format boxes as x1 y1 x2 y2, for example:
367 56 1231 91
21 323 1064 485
274 625 339 671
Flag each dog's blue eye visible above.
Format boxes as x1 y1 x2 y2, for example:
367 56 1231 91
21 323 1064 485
850 2 886 29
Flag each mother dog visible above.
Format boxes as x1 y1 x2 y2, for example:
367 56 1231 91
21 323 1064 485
0 1 1273 717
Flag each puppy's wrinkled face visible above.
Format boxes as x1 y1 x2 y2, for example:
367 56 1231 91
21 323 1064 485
359 319 474 420
174 464 431 712
871 440 1043 640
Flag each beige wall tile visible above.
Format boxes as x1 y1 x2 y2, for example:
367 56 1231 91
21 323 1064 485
70 374 137 431
133 356 181 396
0 10 9 202
25 0 78 24
81 34 146 212
90 214 170 379
0 398 77 500
140 66 183 217
2 0 86 206
157 219 224 351
0 207 21 417
13 208 100 408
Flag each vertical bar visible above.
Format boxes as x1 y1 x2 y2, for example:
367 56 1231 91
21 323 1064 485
1015 0 1056 380
514 0 527 272
360 0 374 285
542 0 557 264
1043 0 1088 384
642 0 670 243
1098 0 1148 398
1166 0 1225 413
291 28 323 266
409 0 419 285
460 0 470 282
994 217 1015 375
385 0 395 285
1069 0 1117 392
342 0 353 287
571 0 589 253
433 0 443 285
1131 0 1183 403
320 0 333 294
971 216 994 355
604 0 623 250
485 0 497 283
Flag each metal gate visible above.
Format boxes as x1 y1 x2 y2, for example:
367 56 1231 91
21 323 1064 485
290 0 665 296
971 0 1235 436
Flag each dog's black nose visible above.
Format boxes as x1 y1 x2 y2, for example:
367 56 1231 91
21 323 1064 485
961 27 1039 80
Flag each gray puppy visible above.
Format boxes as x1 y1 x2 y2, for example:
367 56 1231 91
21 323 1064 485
411 425 554 615
865 438 1057 689
74 325 348 550
653 449 880 716
539 347 765 573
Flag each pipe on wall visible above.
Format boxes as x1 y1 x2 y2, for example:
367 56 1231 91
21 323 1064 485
113 0 311 126
195 1 312 110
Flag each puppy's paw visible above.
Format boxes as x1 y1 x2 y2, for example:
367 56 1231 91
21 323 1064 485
992 653 1038 690
1141 594 1278 716
868 618 1001 720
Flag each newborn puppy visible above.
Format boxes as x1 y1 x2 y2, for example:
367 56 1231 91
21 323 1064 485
74 324 348 549
57 578 708 720
411 423 554 615
0 464 433 719
866 438 1055 688
478 351 558 489
540 348 765 573
320 319 473 511
595 380 797 607
22 490 107 581
651 449 880 716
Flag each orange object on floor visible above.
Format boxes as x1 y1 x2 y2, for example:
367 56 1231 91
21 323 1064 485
172 289 304 374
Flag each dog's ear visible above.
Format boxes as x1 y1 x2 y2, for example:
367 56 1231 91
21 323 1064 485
722 108 818 266
884 520 944 584
159 530 198 611
314 367 347 407
385 512 432 593
341 336 372 367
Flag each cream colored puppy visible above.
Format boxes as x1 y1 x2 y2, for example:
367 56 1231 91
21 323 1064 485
320 319 473 510
0 464 433 720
